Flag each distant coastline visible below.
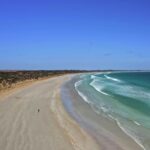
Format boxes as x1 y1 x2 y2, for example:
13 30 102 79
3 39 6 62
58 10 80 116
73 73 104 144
1 69 149 92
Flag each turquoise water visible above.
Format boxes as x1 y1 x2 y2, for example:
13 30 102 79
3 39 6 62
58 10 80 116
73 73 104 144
75 72 150 150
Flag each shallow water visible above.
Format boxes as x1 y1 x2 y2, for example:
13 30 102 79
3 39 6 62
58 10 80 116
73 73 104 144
75 72 150 150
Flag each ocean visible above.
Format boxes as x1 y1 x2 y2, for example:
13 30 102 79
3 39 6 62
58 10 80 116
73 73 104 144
74 72 150 150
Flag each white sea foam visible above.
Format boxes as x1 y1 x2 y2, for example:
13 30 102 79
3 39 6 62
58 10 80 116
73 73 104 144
90 74 103 80
91 105 111 117
74 80 91 104
90 103 146 150
104 74 121 82
93 73 150 103
90 80 110 96
116 120 146 150
103 73 150 102
93 76 150 103
133 121 141 126
112 84 150 103
108 114 115 120
91 75 96 79
75 73 149 150
74 80 82 87
101 106 108 113
99 90 109 96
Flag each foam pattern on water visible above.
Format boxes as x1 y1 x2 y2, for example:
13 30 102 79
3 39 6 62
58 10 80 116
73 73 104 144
75 72 150 150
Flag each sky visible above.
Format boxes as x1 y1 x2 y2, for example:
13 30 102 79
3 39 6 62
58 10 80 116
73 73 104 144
0 0 150 70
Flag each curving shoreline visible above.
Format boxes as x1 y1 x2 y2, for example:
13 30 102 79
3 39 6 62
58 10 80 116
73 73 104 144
62 75 144 150
0 74 144 150
0 74 99 150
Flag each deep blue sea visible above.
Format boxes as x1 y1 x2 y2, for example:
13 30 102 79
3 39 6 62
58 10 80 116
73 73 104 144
75 72 150 150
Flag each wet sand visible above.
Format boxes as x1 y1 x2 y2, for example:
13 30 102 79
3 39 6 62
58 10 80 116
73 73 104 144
62 76 143 150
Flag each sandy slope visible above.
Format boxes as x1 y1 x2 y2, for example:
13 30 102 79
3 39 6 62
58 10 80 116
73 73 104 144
0 75 99 150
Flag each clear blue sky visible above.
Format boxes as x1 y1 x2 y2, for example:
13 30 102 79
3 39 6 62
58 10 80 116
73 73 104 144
0 0 150 70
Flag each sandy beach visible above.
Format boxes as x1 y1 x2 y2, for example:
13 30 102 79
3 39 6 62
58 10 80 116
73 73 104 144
0 74 145 150
0 75 99 150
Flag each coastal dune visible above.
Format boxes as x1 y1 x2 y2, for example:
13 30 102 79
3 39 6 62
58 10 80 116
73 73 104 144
0 75 99 150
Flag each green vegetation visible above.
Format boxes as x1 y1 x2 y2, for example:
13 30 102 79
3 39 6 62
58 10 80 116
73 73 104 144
0 70 87 90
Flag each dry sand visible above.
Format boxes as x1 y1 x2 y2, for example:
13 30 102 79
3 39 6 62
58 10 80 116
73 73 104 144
0 75 99 150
